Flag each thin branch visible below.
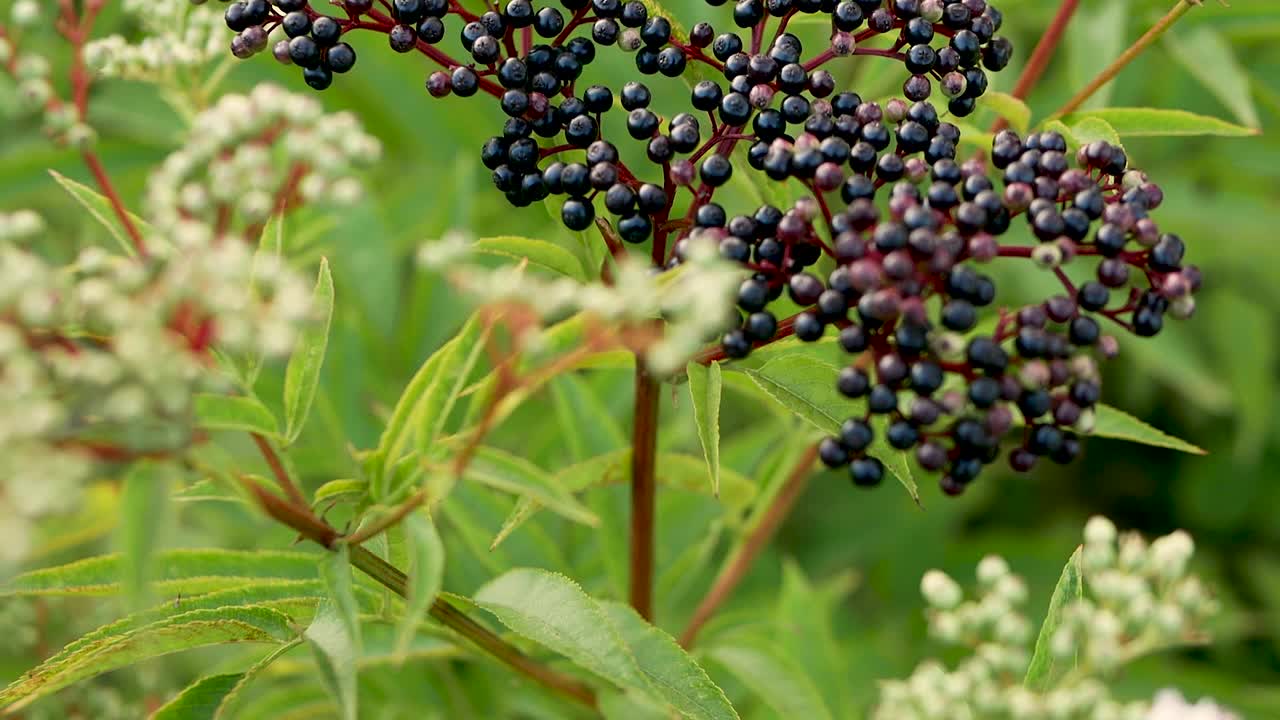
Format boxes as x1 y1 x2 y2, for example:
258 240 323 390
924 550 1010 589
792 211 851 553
991 0 1080 133
239 478 599 710
679 442 819 648
251 432 309 509
1052 0 1205 118
629 359 660 621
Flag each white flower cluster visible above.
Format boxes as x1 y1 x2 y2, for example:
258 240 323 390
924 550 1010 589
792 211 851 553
1 3 95 149
83 0 229 81
0 210 312 567
145 84 381 236
419 231 743 375
874 517 1231 720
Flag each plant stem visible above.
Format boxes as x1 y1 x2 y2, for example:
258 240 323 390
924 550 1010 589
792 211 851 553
240 479 599 710
678 442 819 648
629 359 660 621
349 547 599 709
1052 0 1202 119
990 0 1080 133
251 432 308 509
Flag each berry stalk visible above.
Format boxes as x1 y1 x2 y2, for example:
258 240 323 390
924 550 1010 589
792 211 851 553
991 0 1079 132
678 442 819 649
1052 0 1203 118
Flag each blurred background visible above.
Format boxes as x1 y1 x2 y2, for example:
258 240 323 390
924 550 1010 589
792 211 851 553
1 0 1278 716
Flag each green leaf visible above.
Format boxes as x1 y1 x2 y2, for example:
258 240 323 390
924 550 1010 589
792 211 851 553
320 545 362 658
313 479 367 505
1091 404 1206 455
708 643 834 720
464 446 599 526
742 355 846 434
118 461 169 608
474 568 646 690
45 581 340 670
3 549 319 597
473 235 587 280
371 314 489 497
394 512 445 658
1065 0 1128 111
194 393 280 438
1024 546 1084 691
686 361 723 497
490 450 758 550
283 258 334 444
1070 117 1122 148
305 601 360 720
1057 108 1260 137
599 602 739 720
151 640 300 720
48 169 152 257
1165 26 1261 129
981 92 1031 134
739 356 918 502
0 606 295 711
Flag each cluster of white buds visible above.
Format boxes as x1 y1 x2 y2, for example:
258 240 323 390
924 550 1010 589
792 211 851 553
874 517 1231 720
419 233 742 376
84 0 228 82
145 84 381 238
1 3 94 149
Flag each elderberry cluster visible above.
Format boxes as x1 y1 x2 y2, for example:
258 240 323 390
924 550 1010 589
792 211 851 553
223 0 1202 498
717 127 1200 494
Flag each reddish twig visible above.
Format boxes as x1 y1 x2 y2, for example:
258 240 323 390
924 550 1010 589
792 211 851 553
679 443 819 648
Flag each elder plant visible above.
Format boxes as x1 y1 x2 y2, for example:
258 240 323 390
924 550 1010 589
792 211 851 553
0 0 1254 717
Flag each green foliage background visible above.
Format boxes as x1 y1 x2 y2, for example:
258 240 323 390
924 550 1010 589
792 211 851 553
1 0 1278 716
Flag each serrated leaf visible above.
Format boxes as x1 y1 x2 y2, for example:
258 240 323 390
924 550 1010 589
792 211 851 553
464 446 599 526
739 356 917 502
3 549 319 597
151 640 300 720
371 314 489 497
1166 26 1261 129
981 92 1031 134
686 361 723 497
320 545 362 658
1025 546 1084 691
305 601 359 720
283 258 334 444
474 568 646 690
473 235 587 280
118 461 170 608
395 512 445 658
742 355 847 433
708 643 833 720
48 582 339 671
1057 108 1260 137
490 451 757 550
48 170 152 257
599 602 739 720
312 479 367 506
1091 404 1206 455
0 605 295 711
194 393 279 438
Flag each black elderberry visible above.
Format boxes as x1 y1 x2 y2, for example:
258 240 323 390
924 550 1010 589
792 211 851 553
850 457 885 487
1150 233 1185 272
324 43 357 73
868 384 898 414
561 198 595 231
744 312 778 342
819 437 850 468
841 418 874 452
721 329 753 359
967 337 1007 375
303 65 333 90
282 11 312 38
794 312 825 341
417 17 445 43
886 421 919 450
837 367 871 398
288 36 322 68
388 24 417 52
